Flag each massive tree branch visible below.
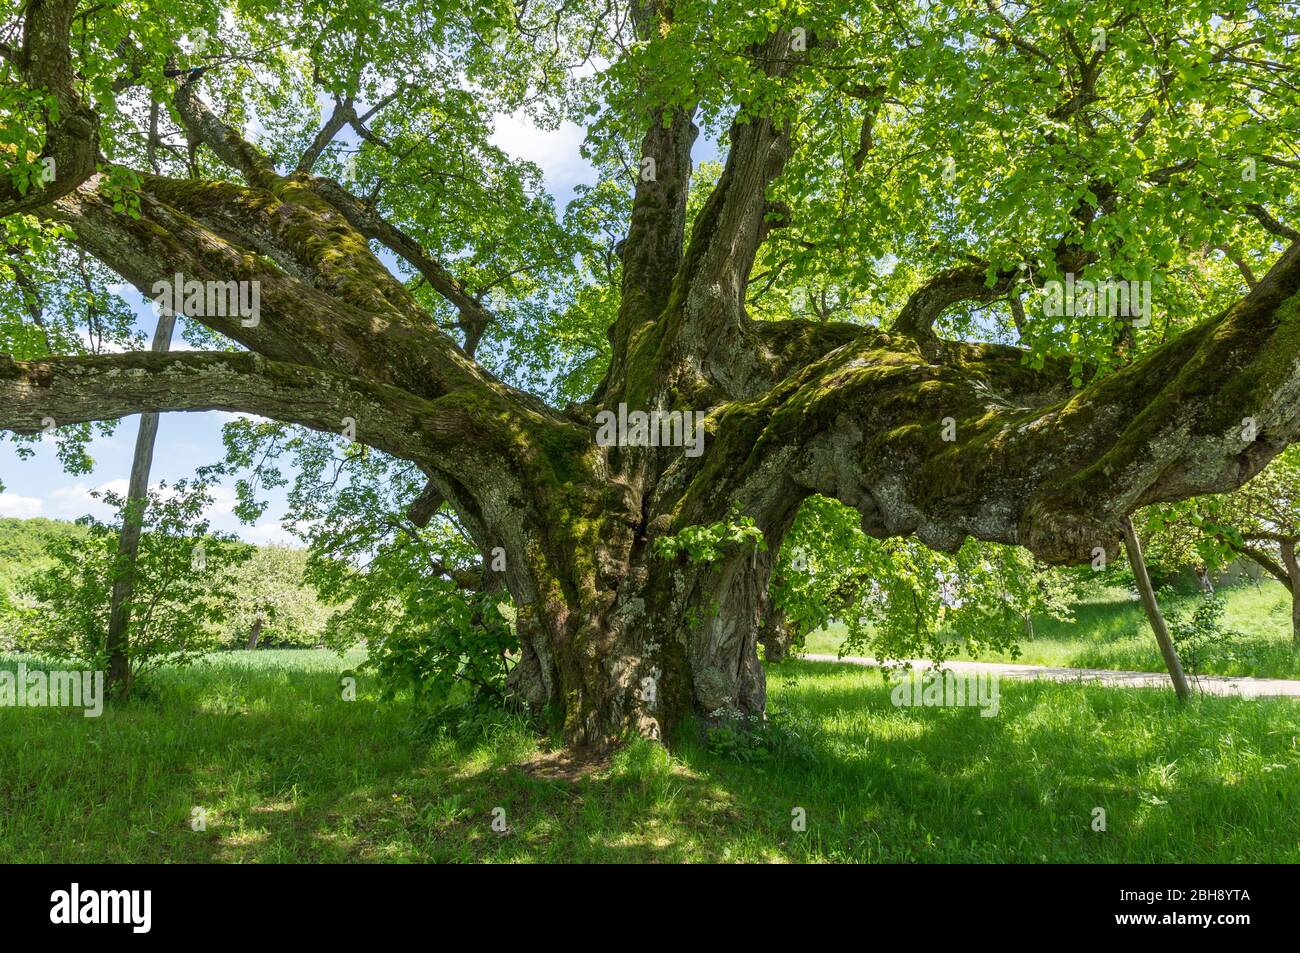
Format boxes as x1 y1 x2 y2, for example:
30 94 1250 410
1245 203 1300 243
172 70 278 189
0 0 99 217
609 30 809 407
596 107 698 402
845 83 886 171
0 350 463 465
591 0 699 402
296 96 357 174
892 264 1015 339
305 175 497 354
138 173 422 321
667 239 1300 566
46 180 384 374
44 172 523 418
167 70 480 351
297 87 404 174
1240 544 1294 591
405 476 446 528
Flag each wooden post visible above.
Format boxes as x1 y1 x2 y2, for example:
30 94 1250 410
105 305 177 698
1120 515 1191 702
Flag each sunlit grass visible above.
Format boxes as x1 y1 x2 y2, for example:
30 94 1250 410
805 581 1300 680
2 649 1296 862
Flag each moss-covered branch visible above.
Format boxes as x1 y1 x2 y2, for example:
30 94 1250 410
668 240 1300 566
0 350 462 466
0 0 98 217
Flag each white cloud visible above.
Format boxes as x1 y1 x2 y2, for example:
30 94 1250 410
74 328 131 354
206 483 238 517
491 112 593 202
0 493 43 518
240 522 298 546
48 481 124 520
211 411 269 425
39 477 293 546
45 478 239 522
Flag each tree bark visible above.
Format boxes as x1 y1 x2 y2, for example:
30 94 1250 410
247 617 263 651
1121 516 1191 702
759 599 798 663
501 519 775 746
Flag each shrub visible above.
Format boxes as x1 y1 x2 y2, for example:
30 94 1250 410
20 480 248 687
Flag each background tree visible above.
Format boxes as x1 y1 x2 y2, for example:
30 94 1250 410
771 495 1077 666
1 0 1299 746
0 515 85 579
0 516 84 650
0 584 18 651
220 544 331 649
1148 447 1300 640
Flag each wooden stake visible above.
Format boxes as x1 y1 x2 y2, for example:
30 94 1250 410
1121 515 1191 702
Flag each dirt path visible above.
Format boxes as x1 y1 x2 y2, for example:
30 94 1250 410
799 653 1300 698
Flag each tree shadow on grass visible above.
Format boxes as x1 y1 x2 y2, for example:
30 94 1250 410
668 659 1300 862
186 662 1300 862
4 655 1296 862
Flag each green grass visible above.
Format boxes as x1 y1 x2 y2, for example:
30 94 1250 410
2 649 1297 862
804 582 1300 680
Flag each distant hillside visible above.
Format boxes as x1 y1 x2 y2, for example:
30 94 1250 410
0 517 89 587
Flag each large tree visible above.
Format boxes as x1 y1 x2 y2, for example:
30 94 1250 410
2 0 1298 746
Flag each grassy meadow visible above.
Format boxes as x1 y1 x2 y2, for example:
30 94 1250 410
804 582 1300 680
2 647 1297 863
